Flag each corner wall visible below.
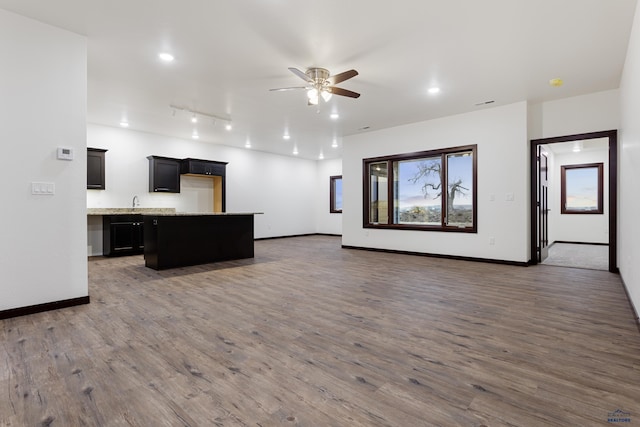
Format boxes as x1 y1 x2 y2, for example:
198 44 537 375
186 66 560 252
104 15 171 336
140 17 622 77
0 10 88 310
619 2 640 317
315 158 343 235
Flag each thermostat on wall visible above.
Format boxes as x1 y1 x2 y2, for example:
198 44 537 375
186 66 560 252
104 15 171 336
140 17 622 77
57 147 74 160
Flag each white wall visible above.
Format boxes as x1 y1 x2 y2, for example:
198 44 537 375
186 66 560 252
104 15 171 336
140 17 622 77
0 10 88 310
315 158 343 235
546 146 609 244
87 124 318 254
619 3 640 317
342 102 530 263
529 89 620 140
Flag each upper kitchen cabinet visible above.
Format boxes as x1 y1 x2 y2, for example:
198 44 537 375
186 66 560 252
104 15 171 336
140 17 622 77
87 148 107 190
181 158 228 212
181 158 227 176
147 156 181 193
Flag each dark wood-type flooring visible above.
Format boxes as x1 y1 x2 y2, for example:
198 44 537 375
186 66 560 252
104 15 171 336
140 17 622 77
2 235 640 426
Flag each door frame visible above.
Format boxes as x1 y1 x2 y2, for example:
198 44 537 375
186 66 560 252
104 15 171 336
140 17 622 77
530 130 618 273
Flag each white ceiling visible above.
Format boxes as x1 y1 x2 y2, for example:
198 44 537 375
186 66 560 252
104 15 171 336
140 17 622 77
0 0 636 160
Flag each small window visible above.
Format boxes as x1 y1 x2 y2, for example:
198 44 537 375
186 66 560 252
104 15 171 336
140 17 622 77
363 145 477 232
561 163 604 214
330 175 343 213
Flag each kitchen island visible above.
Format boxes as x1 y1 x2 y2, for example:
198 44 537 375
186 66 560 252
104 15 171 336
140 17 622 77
143 213 259 270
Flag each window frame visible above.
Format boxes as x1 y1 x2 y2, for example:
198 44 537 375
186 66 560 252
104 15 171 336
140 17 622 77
330 175 343 213
363 144 477 232
560 162 604 215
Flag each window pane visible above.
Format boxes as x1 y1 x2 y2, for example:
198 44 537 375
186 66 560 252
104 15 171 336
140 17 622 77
394 157 442 225
334 178 343 211
446 152 473 227
369 162 388 224
330 176 343 213
562 165 602 213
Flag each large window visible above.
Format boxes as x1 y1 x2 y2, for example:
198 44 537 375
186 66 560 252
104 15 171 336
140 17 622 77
363 145 477 232
561 163 603 214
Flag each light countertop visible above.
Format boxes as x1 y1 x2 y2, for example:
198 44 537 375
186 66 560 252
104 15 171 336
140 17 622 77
87 208 262 216
87 208 176 216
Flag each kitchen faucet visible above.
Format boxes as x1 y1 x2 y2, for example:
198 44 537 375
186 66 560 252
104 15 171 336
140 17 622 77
132 195 139 208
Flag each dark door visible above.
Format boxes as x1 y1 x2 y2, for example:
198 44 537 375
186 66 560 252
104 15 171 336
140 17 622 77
87 148 106 190
111 222 137 253
538 148 549 262
154 159 181 192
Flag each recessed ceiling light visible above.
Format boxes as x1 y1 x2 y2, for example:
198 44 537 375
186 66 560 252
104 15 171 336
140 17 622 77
192 132 199 140
330 113 339 120
191 114 198 123
283 134 291 140
158 52 174 62
428 87 440 94
319 152 324 160
293 147 299 155
245 140 251 148
225 123 232 131
332 139 338 148
119 121 129 128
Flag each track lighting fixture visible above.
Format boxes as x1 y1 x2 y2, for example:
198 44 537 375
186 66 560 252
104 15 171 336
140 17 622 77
169 104 232 129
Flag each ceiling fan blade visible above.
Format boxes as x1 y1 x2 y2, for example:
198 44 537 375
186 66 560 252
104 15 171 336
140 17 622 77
269 86 308 92
288 67 313 83
328 69 358 85
327 86 361 98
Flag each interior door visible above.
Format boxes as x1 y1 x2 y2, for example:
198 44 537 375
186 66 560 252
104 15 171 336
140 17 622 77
538 148 549 262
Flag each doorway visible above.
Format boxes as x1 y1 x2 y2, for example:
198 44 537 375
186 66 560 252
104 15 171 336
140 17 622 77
530 130 618 273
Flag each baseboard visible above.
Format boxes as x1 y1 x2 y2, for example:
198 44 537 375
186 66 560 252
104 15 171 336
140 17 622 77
0 296 90 320
255 233 341 241
619 275 640 335
552 240 609 246
341 245 529 267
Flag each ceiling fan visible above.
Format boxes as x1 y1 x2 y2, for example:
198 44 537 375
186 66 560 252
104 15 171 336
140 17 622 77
270 67 360 105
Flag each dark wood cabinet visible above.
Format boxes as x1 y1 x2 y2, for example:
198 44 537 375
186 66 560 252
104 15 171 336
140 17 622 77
103 215 144 256
181 158 227 212
147 156 181 193
181 158 227 176
87 148 107 190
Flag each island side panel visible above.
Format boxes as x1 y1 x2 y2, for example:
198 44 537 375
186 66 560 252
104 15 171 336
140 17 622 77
144 215 254 270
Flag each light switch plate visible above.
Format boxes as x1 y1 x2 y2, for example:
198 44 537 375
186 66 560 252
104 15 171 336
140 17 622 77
31 182 55 195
